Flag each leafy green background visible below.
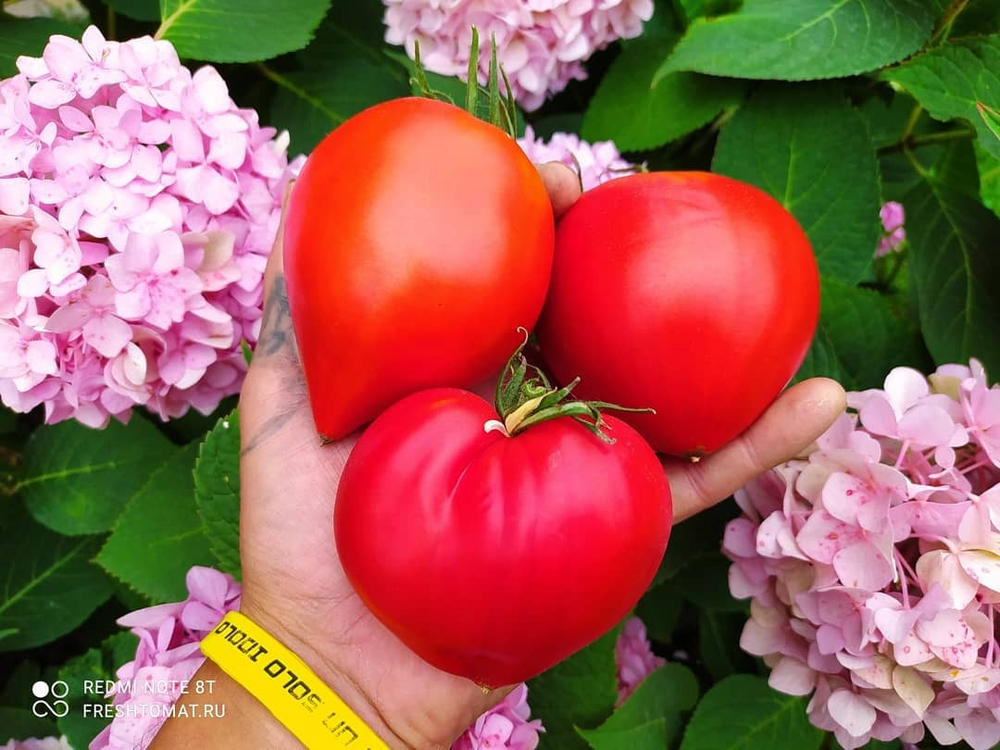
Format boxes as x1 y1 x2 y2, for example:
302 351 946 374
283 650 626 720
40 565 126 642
0 0 997 747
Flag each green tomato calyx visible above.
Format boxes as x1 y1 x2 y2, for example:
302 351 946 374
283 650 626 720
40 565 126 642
411 27 518 139
494 330 653 443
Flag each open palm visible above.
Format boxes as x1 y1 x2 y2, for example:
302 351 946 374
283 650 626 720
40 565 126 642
234 163 846 749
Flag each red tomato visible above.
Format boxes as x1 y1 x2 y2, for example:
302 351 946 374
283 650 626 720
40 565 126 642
283 98 554 440
536 172 819 457
334 388 671 686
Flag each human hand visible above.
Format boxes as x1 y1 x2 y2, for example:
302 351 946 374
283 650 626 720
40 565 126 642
187 163 845 749
228 165 585 749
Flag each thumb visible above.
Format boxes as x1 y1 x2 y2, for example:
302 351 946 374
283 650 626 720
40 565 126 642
239 180 313 451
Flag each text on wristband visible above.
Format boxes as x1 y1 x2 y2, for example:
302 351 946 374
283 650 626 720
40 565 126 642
211 617 376 748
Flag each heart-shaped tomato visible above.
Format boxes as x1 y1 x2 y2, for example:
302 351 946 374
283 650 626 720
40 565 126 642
283 98 554 441
334 387 671 686
537 171 820 457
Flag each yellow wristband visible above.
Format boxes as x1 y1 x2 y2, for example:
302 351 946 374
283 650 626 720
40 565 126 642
201 610 390 750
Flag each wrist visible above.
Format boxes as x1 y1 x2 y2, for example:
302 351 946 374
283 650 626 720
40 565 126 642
237 595 416 749
151 660 299 749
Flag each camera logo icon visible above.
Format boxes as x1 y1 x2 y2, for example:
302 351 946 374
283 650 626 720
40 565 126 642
31 680 70 718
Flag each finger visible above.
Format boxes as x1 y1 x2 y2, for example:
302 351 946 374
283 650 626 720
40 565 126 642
248 179 299 371
239 180 312 453
538 162 582 218
260 179 294 306
665 377 847 523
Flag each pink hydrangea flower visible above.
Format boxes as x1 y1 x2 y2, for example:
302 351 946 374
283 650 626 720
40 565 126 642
1 26 302 428
383 0 654 111
451 684 544 750
98 566 542 749
725 360 1000 749
91 566 242 750
615 615 664 704
517 126 637 191
876 201 906 257
1 738 71 750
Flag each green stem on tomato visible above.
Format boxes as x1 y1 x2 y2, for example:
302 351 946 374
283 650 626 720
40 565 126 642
493 331 652 443
410 26 517 138
465 28 480 115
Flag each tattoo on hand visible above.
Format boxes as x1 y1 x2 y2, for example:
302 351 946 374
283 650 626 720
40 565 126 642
257 276 298 363
241 274 305 456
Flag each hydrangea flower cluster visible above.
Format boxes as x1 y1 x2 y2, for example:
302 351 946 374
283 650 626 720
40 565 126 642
877 201 906 257
91 566 242 749
452 684 544 750
383 0 654 111
616 615 664 704
1 26 301 428
517 126 637 191
724 361 1000 749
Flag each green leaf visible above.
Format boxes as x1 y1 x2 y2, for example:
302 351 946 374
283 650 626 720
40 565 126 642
57 632 138 749
713 85 880 284
635 578 685 643
96 443 214 602
0 17 82 78
580 717 668 750
871 101 963 201
528 626 622 750
676 554 746 612
0 660 41 704
267 62 408 154
795 328 849 385
796 278 931 389
657 0 936 82
680 674 823 750
106 0 160 21
679 0 743 23
859 91 922 151
977 141 1000 215
317 1 389 49
115 581 152 612
950 0 1000 36
154 396 236 444
883 35 1000 159
0 405 16 434
267 18 410 154
699 609 755 681
530 113 585 140
904 143 1000 375
194 410 241 578
582 35 744 151
0 505 114 652
577 664 699 750
0 707 58 744
654 501 737 586
978 101 1000 142
19 419 175 536
156 0 330 63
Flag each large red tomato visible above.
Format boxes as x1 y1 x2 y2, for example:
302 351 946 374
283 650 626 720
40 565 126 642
283 98 554 440
536 172 819 457
334 387 671 686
